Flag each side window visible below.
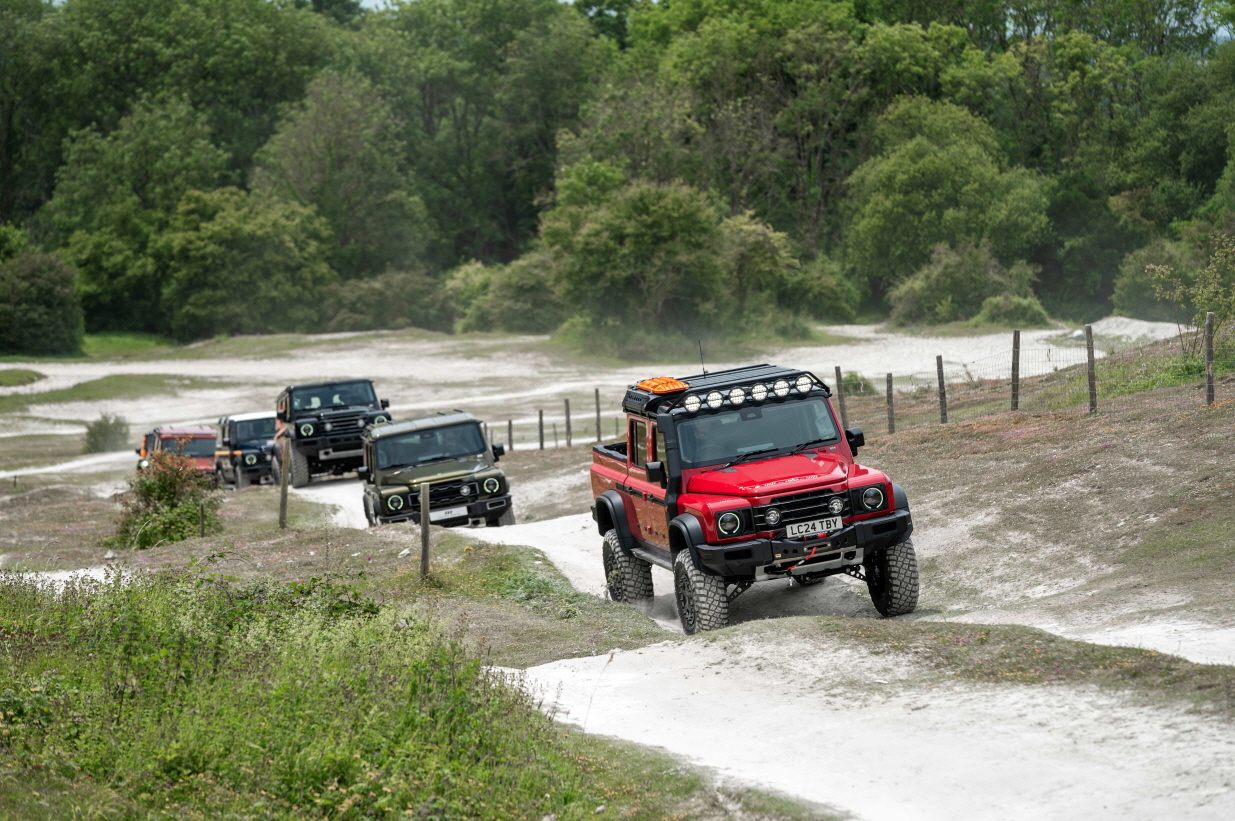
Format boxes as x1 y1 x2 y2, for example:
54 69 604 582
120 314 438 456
653 428 665 463
631 420 648 468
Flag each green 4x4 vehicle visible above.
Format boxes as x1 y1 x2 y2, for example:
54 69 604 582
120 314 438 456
358 411 514 528
274 379 391 488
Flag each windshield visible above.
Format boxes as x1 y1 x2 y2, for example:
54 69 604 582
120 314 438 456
166 437 216 458
376 423 485 470
676 397 838 468
234 418 276 441
290 381 376 411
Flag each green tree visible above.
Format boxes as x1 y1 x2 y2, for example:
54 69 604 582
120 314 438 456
0 0 59 223
0 250 84 355
888 241 1039 325
46 94 227 332
252 71 431 279
157 187 337 341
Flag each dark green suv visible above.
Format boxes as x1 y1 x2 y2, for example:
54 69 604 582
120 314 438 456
359 411 513 527
274 379 391 488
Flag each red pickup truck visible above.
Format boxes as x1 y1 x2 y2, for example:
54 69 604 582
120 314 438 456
590 364 917 634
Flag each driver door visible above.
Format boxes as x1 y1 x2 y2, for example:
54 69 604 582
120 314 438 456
626 419 670 553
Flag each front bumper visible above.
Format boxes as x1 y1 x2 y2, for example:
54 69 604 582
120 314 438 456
377 493 513 526
694 508 913 578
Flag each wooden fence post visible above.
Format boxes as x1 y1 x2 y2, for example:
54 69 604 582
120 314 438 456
595 388 601 442
565 398 572 447
937 356 947 424
886 373 895 434
1011 329 1021 412
1085 324 1097 414
420 484 431 579
834 366 849 429
507 419 513 450
538 410 545 450
1205 311 1215 406
278 436 290 529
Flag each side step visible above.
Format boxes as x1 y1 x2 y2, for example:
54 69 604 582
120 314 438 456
631 546 673 571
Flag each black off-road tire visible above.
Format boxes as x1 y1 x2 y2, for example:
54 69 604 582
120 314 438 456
271 454 282 486
673 549 728 634
487 508 516 527
866 539 919 617
289 445 310 488
363 496 377 527
602 529 653 605
215 466 228 489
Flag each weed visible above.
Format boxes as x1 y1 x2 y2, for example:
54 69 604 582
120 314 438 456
107 451 221 550
83 414 130 454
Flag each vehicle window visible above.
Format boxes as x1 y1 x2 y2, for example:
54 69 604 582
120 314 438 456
654 428 665 463
631 420 648 468
289 381 376 411
375 423 485 470
144 434 156 454
676 397 839 468
165 437 216 458
234 418 276 441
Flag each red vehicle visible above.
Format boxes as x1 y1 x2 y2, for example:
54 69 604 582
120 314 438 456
590 364 917 633
136 425 218 475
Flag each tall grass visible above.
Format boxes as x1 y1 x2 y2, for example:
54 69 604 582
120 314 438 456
0 565 621 819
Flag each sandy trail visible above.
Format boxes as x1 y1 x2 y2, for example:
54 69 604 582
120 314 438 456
517 636 1235 821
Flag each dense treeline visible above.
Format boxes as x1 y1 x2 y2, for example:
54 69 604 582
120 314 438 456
1 0 1233 354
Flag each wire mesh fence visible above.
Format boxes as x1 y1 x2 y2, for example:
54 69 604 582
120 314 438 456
479 317 1233 450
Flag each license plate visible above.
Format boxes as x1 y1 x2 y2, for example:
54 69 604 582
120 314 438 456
430 505 468 522
784 516 843 538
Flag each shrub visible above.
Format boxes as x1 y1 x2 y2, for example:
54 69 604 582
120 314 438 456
968 294 1052 327
841 371 879 396
889 242 1037 325
324 269 455 333
107 450 220 549
83 414 130 453
0 251 84 355
446 254 568 334
1112 239 1201 322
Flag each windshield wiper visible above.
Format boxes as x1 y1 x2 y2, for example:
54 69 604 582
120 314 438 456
712 447 779 471
789 438 832 457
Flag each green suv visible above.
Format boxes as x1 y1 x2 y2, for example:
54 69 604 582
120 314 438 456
359 411 514 527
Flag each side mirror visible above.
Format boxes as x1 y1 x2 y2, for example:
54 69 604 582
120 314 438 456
646 461 666 486
491 443 505 461
357 466 370 482
134 448 141 455
380 398 389 409
845 427 865 455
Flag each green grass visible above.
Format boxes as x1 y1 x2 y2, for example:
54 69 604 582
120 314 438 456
0 373 229 415
80 333 176 357
0 369 44 387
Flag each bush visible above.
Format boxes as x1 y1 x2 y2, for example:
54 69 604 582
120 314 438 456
446 254 568 334
107 450 220 549
889 242 1037 325
0 251 84 355
1112 239 1201 322
967 294 1052 327
324 269 455 333
83 414 130 453
841 370 879 396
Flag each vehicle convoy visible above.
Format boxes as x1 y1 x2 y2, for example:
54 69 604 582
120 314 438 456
359 410 514 528
215 411 278 488
591 365 917 634
272 379 391 488
136 425 218 475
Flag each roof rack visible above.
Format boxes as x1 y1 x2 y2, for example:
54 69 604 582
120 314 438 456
622 364 831 416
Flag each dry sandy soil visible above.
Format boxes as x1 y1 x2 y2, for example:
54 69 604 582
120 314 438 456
3 317 1231 821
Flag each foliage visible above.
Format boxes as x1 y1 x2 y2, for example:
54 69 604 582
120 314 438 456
156 187 337 341
251 71 432 279
83 413 129 454
0 251 84 355
0 222 28 260
1113 239 1203 322
889 242 1038 325
107 450 221 550
841 370 878 396
967 294 1051 328
445 255 568 335
1146 232 1235 352
324 269 456 334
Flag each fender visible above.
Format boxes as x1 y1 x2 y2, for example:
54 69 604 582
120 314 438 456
593 490 637 554
668 513 720 576
893 483 910 511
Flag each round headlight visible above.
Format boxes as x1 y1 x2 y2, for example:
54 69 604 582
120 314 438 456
795 375 813 392
683 395 703 413
374 415 388 424
828 496 845 515
750 383 769 402
356 419 365 428
388 494 404 511
244 454 257 465
705 391 724 409
460 484 472 496
483 477 501 494
728 387 745 406
765 507 782 526
138 459 149 470
862 486 885 510
717 511 742 535
299 423 314 437
773 379 790 397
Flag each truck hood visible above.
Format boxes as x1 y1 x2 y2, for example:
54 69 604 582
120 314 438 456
384 458 489 486
685 453 847 497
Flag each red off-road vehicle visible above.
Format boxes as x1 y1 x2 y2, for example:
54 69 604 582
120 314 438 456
590 364 918 634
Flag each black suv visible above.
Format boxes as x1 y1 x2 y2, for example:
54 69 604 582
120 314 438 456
274 379 391 488
216 411 278 488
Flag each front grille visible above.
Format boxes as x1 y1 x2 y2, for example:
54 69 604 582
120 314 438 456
428 479 478 507
752 487 849 529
